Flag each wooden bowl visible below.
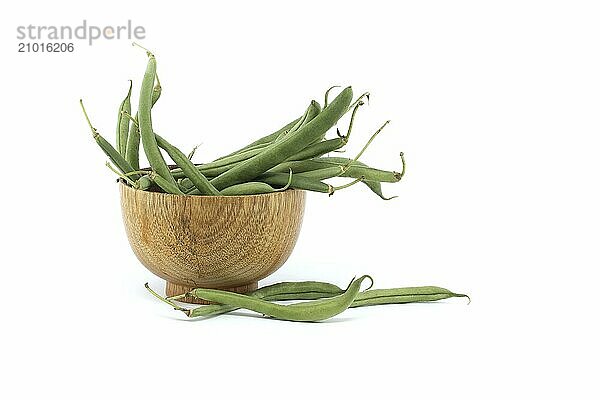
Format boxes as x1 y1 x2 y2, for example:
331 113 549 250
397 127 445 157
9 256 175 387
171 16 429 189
119 181 306 303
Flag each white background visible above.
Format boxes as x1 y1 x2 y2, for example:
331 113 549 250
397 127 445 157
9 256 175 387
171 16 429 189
1 1 599 398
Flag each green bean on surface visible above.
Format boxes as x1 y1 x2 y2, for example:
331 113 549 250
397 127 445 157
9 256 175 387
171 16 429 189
148 280 469 320
180 275 372 322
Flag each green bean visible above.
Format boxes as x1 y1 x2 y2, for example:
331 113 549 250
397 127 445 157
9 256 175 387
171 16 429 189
211 87 353 190
266 159 323 174
275 100 321 143
322 156 404 182
213 117 301 161
167 283 468 319
181 275 372 321
273 158 400 183
148 171 185 195
285 137 346 162
170 143 270 181
296 166 344 181
324 154 405 200
259 172 333 194
219 169 292 196
137 175 152 190
137 52 176 186
283 100 364 162
116 80 132 155
352 287 470 307
201 145 266 170
218 182 277 196
126 74 162 171
182 281 344 318
155 134 220 195
174 163 234 182
80 100 140 180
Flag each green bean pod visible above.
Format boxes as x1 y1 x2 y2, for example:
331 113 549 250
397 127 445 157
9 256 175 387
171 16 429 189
138 55 176 185
174 163 233 182
116 81 132 155
80 100 140 180
275 100 322 143
194 170 292 196
211 87 353 190
170 144 269 180
184 284 468 319
186 281 344 318
259 172 332 194
184 275 372 322
155 134 220 195
137 175 152 190
266 159 327 174
126 77 162 171
321 156 403 200
214 117 301 161
219 182 278 196
352 287 470 307
148 171 185 195
200 145 265 170
296 163 401 183
286 137 346 162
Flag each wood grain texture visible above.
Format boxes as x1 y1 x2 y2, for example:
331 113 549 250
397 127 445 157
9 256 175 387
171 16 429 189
119 182 306 299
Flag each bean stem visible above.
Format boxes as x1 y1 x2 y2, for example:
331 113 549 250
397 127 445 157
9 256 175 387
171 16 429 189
324 85 341 108
144 283 188 312
105 161 136 187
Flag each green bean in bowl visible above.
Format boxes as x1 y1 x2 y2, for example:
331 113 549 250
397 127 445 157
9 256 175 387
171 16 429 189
81 45 405 199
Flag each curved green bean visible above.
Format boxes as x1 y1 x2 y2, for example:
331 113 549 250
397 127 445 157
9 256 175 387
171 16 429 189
155 134 220 195
285 137 346 162
219 169 292 196
137 175 152 190
126 75 162 171
148 171 185 195
116 80 132 155
352 286 470 307
276 100 321 143
211 87 353 190
183 281 344 318
80 100 140 180
182 275 372 321
173 284 468 319
138 53 176 185
259 172 332 194
283 100 364 162
214 117 301 161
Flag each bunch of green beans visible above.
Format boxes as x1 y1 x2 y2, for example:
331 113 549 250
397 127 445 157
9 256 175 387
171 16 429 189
145 278 469 322
81 45 405 198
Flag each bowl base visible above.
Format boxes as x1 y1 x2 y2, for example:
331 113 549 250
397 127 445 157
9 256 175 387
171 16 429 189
165 281 258 304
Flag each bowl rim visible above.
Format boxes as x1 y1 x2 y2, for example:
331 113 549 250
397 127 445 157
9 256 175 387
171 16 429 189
118 179 303 199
